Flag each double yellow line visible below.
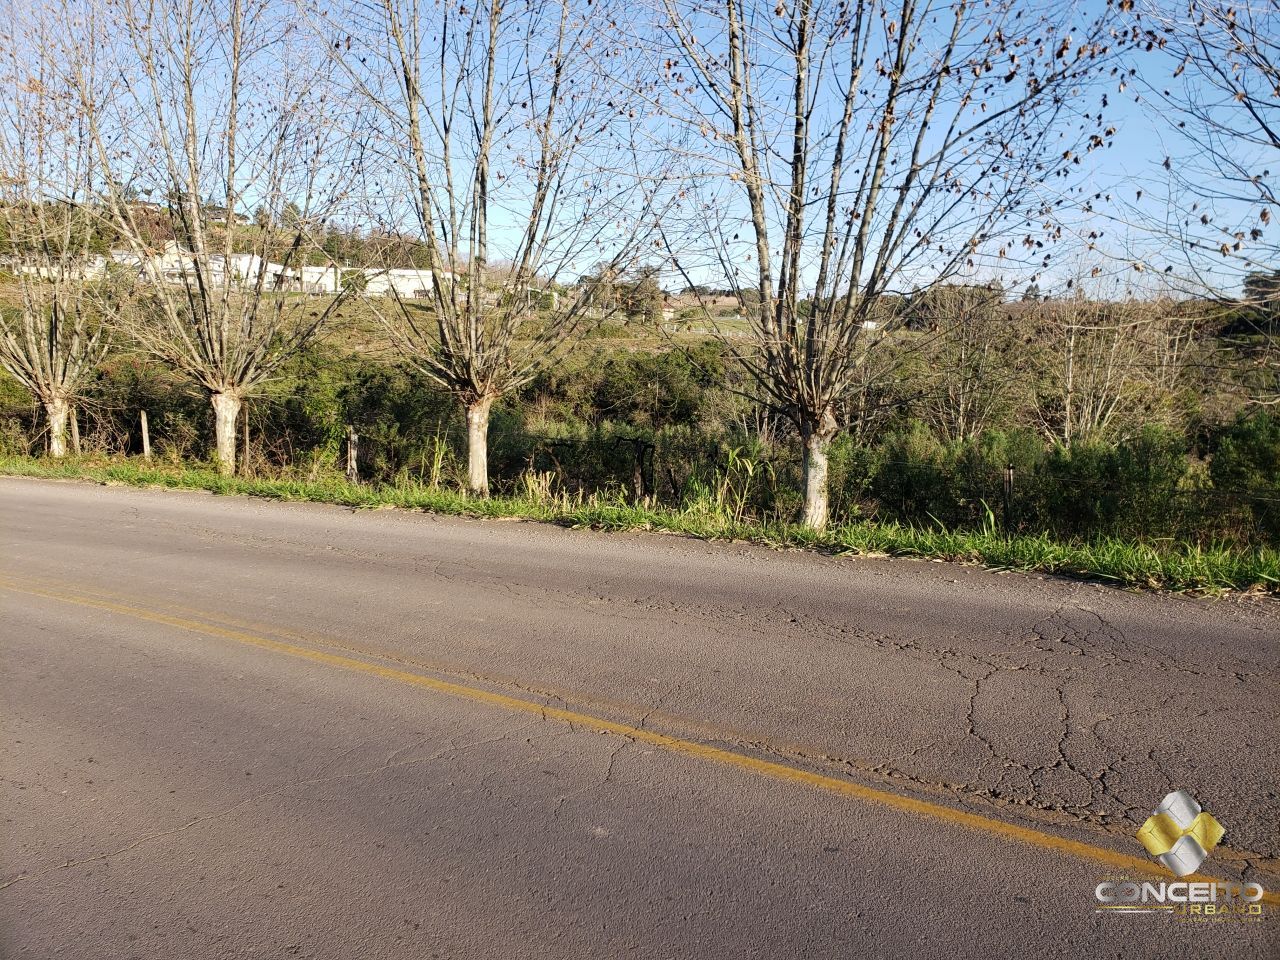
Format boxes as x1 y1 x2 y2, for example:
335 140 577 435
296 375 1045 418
3 574 1276 905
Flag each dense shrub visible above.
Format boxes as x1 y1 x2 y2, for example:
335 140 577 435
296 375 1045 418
950 428 1044 528
81 358 209 459
1034 426 1193 540
4 337 1278 549
1210 412 1280 541
871 422 949 522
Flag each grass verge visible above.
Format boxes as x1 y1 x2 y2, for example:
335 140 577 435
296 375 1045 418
4 454 1277 597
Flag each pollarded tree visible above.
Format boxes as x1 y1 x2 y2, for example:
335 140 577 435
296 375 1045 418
333 0 663 496
656 0 1132 528
0 9 115 456
68 0 361 474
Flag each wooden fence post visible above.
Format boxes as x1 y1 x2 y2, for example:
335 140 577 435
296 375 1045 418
1003 463 1014 539
140 410 152 460
346 425 359 483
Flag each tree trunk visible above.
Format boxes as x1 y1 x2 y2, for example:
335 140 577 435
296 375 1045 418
802 432 832 531
242 403 250 474
465 396 494 497
44 396 70 459
211 391 242 477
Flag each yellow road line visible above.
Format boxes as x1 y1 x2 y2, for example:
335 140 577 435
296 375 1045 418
3 576 1276 906
0 572 858 767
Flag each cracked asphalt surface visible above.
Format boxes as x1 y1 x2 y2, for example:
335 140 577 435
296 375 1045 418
2 476 1277 958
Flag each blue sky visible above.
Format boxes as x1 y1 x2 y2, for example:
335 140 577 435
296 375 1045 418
42 0 1270 302
1023 0 1277 300
648 0 1277 301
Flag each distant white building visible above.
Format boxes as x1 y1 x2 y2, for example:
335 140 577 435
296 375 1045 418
21 244 452 301
13 255 108 281
298 264 342 294
109 243 219 286
360 267 441 299
107 245 305 291
216 253 298 290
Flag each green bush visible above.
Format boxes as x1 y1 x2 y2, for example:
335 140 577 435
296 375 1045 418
7 334 1276 550
826 433 874 521
1035 427 1192 540
1211 412 1280 541
871 422 948 522
1104 425 1195 539
948 428 1045 530
83 357 209 458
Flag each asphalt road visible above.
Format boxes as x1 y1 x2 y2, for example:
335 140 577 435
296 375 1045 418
2 476 1277 959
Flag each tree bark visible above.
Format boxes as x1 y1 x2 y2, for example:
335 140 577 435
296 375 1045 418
242 403 250 474
802 432 832 531
465 396 494 497
44 396 70 458
211 391 242 477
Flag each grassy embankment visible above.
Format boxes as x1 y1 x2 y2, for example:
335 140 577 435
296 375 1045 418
4 454 1277 597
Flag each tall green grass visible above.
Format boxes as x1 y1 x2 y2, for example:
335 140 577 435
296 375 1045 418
4 454 1276 596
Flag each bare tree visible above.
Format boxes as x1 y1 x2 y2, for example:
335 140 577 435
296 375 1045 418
1129 0 1278 402
333 0 661 495
657 0 1130 527
69 0 359 474
1029 295 1193 446
0 7 115 456
913 285 1019 444
1139 0 1277 267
